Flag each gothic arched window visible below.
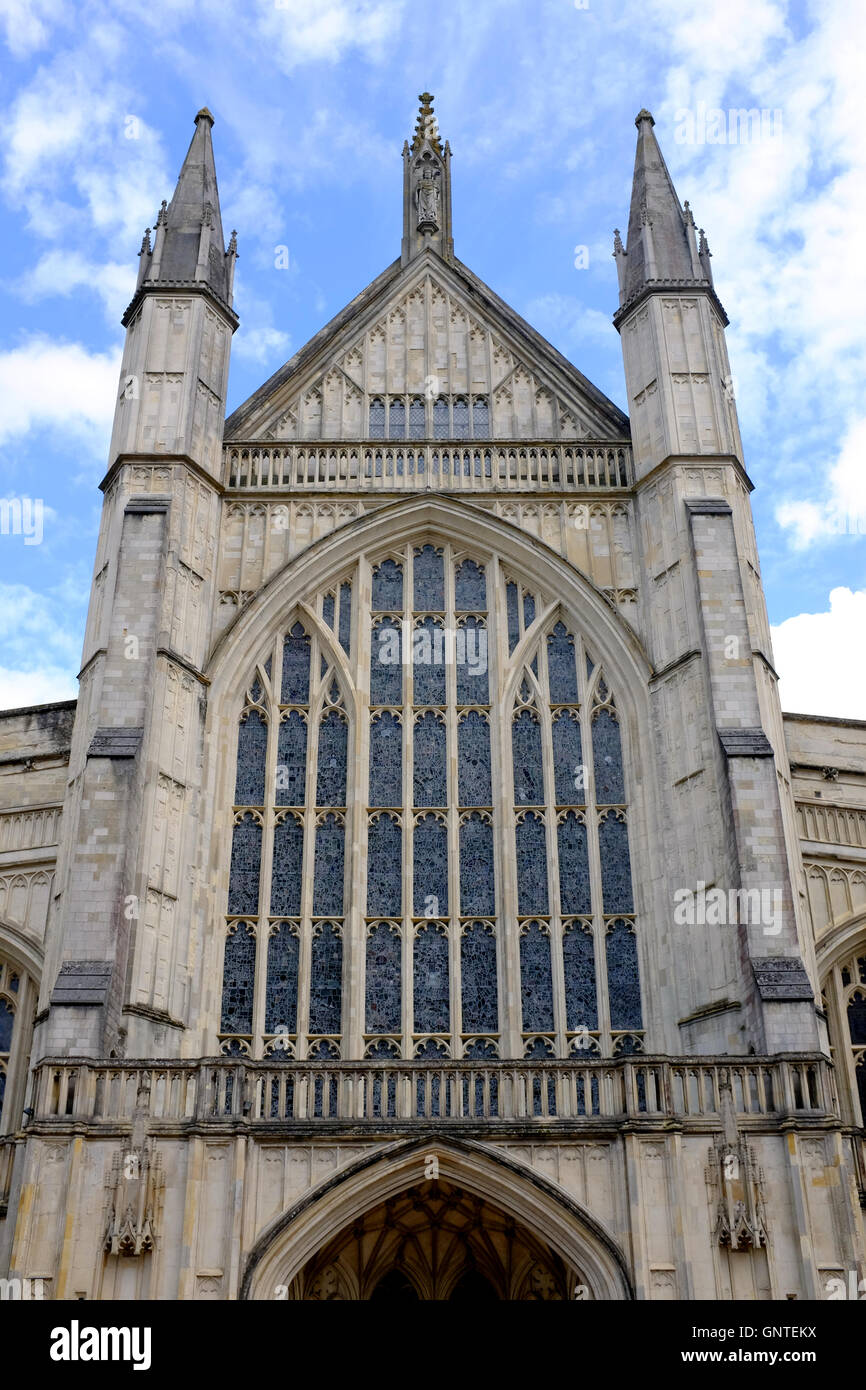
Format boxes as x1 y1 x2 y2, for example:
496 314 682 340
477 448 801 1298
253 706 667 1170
369 398 385 439
0 961 19 1124
472 396 489 438
388 398 406 440
219 546 642 1060
409 397 426 439
824 948 866 1126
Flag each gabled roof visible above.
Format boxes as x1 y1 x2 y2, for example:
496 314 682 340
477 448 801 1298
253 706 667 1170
225 246 630 442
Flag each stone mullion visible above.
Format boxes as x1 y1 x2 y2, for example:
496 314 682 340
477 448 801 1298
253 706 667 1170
444 543 461 1055
477 567 504 1055
491 555 522 1058
252 633 281 1058
404 544 415 1053
538 629 567 1058
833 963 862 1125
345 556 370 1060
581 639 612 1054
296 636 322 1059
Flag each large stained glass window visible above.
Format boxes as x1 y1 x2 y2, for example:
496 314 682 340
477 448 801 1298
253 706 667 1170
220 546 641 1060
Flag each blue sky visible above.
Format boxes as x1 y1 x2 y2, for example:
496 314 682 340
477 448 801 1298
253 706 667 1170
0 0 864 715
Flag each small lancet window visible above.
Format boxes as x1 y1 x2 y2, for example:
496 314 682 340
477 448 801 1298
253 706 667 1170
472 396 489 438
369 398 385 439
409 397 426 439
453 397 469 439
389 398 406 439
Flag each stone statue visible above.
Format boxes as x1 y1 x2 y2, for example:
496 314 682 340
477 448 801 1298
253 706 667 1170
415 164 440 232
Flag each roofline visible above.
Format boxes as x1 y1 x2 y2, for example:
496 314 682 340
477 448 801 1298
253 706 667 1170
224 246 630 440
0 697 77 718
782 710 866 731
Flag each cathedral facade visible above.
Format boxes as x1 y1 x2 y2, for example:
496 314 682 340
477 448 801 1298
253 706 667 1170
0 97 863 1301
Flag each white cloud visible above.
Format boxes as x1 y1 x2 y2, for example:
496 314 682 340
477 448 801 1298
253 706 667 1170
772 588 866 718
0 338 119 449
0 579 83 710
0 666 77 709
254 0 401 70
14 249 136 322
0 0 61 58
776 416 866 547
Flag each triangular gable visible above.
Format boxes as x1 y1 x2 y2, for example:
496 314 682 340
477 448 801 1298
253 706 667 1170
225 248 629 443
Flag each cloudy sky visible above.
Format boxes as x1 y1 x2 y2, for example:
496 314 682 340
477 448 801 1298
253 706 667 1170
0 0 863 716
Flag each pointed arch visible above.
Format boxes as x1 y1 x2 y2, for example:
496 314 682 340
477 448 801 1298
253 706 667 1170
240 1135 634 1301
200 498 663 1059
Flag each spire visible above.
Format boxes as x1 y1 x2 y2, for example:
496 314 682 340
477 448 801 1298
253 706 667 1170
402 92 453 265
128 107 236 319
617 109 713 311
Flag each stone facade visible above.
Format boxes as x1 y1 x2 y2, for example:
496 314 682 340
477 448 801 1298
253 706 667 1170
0 101 863 1302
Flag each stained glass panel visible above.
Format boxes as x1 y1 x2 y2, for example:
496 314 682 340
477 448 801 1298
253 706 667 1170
512 710 544 805
275 710 307 806
270 815 303 916
281 622 311 704
234 711 267 806
369 712 402 806
413 814 448 916
458 711 492 807
606 920 642 1030
414 924 449 1032
599 811 634 913
413 711 447 806
515 813 548 915
228 814 261 916
371 619 402 705
558 812 591 915
221 925 256 1033
520 921 554 1033
413 545 445 611
455 559 486 611
459 814 495 915
313 815 344 916
547 621 579 703
563 922 597 1030
412 618 447 705
366 923 401 1033
309 924 343 1034
592 709 625 804
461 923 498 1033
366 814 402 917
552 710 583 805
265 923 299 1034
316 711 348 806
456 617 489 705
372 558 403 611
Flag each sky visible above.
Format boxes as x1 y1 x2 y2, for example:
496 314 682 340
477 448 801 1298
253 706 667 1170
0 0 864 717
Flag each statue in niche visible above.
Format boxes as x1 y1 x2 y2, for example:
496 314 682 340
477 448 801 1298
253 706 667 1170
415 162 441 232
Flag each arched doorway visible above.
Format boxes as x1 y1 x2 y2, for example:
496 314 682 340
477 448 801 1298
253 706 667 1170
242 1137 633 1300
292 1178 572 1300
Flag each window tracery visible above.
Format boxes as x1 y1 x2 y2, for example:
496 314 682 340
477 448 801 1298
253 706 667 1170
220 545 642 1059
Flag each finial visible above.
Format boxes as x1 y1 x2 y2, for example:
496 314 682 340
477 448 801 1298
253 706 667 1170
139 228 152 257
613 228 624 254
195 107 215 127
227 229 238 257
698 228 711 256
156 199 168 227
412 91 443 155
683 200 695 227
635 108 655 127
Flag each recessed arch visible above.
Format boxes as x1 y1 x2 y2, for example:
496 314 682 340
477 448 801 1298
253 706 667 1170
240 1135 634 1300
198 497 673 1059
